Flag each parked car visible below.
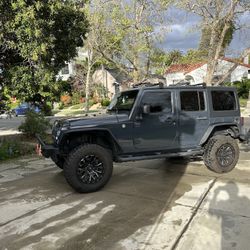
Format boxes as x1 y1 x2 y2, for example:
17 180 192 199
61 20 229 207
37 84 247 193
13 103 41 116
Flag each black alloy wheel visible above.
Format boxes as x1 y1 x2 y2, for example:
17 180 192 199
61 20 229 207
64 144 113 193
216 143 235 168
203 134 239 173
77 155 105 184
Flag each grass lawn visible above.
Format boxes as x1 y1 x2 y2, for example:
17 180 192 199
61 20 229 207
240 98 248 108
53 103 106 116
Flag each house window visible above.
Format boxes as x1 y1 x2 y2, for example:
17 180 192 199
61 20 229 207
180 91 205 111
61 63 70 75
185 75 195 85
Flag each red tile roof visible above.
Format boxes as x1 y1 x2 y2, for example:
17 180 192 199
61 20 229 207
223 58 250 68
165 58 250 75
165 62 205 74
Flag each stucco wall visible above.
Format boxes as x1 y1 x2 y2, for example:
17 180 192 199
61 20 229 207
231 65 250 82
92 70 116 97
165 61 250 85
165 72 185 85
187 64 207 84
57 61 75 81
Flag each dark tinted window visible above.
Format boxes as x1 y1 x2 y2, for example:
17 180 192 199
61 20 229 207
212 91 236 111
142 92 172 113
180 91 205 111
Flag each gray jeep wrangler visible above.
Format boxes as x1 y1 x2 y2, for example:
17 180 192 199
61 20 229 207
37 84 245 193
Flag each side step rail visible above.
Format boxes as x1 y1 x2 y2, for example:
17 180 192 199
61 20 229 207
117 150 203 162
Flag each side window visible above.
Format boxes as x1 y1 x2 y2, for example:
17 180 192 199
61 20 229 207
180 91 205 111
142 92 172 114
211 91 236 111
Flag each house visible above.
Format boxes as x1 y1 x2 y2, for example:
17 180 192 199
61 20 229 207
165 57 250 86
92 67 133 98
56 61 76 81
56 48 88 81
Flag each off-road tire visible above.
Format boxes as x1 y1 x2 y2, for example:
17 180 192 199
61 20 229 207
51 154 65 169
64 144 113 193
203 135 239 173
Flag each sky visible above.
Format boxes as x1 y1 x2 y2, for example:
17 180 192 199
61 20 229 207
159 8 250 57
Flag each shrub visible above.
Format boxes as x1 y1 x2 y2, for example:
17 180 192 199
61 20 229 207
18 111 51 138
60 95 72 106
58 102 65 109
101 98 111 107
229 79 250 99
71 91 83 105
0 140 34 161
41 103 52 116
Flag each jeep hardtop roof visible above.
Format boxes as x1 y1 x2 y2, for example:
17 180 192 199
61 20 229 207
131 83 237 91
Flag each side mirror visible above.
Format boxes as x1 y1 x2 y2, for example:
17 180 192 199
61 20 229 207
143 104 150 114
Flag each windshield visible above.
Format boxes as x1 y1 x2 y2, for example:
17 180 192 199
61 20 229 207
108 90 139 112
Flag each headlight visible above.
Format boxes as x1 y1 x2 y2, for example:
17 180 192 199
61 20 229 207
55 129 61 141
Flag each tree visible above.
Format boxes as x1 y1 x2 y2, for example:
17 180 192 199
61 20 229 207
179 0 250 85
150 49 183 74
0 0 88 105
199 20 235 57
179 49 207 64
85 0 171 83
77 0 172 111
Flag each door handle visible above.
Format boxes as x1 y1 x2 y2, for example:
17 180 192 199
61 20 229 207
196 116 208 120
163 116 176 125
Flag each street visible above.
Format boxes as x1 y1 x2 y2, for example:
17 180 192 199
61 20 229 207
0 144 250 250
0 116 57 136
0 116 25 135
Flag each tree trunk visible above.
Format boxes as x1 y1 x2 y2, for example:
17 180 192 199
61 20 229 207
204 0 238 85
133 53 140 82
217 48 250 85
85 61 91 113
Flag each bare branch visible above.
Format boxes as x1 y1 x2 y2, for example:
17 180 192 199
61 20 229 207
218 48 250 85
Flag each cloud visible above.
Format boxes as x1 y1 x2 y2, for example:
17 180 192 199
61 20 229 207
157 7 250 55
155 7 201 52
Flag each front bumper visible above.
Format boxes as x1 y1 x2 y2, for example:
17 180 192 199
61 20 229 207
36 134 59 158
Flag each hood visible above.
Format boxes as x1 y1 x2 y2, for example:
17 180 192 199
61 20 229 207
66 113 119 128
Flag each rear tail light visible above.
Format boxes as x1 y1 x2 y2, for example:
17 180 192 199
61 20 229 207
240 117 244 126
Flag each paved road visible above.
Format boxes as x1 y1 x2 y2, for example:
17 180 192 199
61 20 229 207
0 117 58 135
1 144 250 249
0 117 25 135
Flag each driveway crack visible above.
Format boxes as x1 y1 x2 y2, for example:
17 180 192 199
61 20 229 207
171 177 218 250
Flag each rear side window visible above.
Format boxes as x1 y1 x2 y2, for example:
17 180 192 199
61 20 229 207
180 91 205 111
211 91 236 111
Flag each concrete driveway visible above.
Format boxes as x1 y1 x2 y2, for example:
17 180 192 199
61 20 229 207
0 145 250 250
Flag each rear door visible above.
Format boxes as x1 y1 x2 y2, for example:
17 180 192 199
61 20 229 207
178 89 210 148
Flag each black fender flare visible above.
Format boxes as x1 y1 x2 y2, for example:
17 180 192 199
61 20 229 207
59 128 122 155
199 123 240 145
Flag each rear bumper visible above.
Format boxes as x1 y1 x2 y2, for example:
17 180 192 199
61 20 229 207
239 127 250 143
36 134 59 158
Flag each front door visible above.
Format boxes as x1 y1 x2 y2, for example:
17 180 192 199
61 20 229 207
133 90 178 151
